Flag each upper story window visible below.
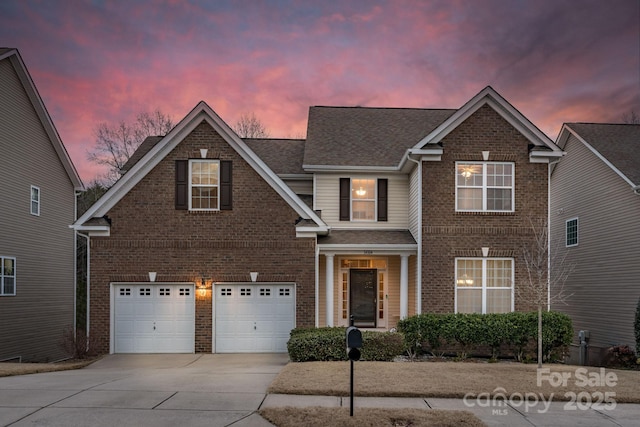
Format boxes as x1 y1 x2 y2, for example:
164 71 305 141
456 162 514 212
30 186 40 216
566 218 578 247
351 178 376 221
455 257 513 314
190 160 219 211
1 257 16 296
339 178 388 222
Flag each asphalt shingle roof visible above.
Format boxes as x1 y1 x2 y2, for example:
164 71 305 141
318 230 417 246
121 136 163 172
568 123 640 185
245 138 306 175
304 107 456 167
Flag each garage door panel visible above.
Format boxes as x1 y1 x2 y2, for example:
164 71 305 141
215 284 295 353
113 284 195 353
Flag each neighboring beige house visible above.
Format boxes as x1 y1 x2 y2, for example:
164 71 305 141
551 123 640 365
74 86 563 355
0 48 83 362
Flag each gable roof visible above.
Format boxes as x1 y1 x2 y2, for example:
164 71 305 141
73 101 327 234
413 86 563 161
303 106 455 170
557 123 640 188
0 48 83 190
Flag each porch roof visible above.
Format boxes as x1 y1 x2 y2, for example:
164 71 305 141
318 230 417 254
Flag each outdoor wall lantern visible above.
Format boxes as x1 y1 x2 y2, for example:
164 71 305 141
199 276 210 297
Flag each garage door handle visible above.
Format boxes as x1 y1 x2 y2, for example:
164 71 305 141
153 322 156 331
254 322 257 330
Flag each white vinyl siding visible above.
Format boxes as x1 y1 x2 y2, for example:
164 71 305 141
315 173 409 229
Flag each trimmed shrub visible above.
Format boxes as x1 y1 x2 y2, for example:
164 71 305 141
287 327 404 362
397 311 573 362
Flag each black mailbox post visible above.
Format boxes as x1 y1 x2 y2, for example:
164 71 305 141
345 317 362 416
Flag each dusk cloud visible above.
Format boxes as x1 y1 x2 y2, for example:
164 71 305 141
1 0 638 182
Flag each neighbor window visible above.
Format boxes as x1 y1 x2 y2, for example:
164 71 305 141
1 257 16 296
455 258 513 313
189 160 219 210
566 218 578 247
456 162 514 212
30 186 40 216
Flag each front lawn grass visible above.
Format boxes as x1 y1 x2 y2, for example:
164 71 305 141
268 361 640 402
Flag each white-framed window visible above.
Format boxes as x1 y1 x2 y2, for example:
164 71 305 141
455 258 513 314
189 160 219 211
351 178 376 221
456 162 514 212
1 256 16 296
30 185 40 216
566 218 578 247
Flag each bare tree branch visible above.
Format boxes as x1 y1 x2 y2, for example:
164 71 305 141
622 110 640 124
87 109 173 186
517 216 575 367
233 112 270 138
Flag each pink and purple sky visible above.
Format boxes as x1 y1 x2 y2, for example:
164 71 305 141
1 0 639 183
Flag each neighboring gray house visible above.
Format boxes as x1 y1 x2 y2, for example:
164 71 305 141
0 48 83 362
551 123 640 365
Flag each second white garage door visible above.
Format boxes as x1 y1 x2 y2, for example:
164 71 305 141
215 284 295 353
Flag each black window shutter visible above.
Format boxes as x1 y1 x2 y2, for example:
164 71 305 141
175 160 188 210
339 178 350 221
220 160 232 210
377 178 388 221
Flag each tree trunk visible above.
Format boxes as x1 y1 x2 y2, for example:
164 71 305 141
538 305 543 368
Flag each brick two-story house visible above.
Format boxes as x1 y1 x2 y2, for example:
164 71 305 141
74 86 563 354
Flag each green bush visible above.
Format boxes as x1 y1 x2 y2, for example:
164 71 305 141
287 327 404 362
397 311 573 362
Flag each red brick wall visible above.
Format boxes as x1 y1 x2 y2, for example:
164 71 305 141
89 121 316 354
422 104 548 313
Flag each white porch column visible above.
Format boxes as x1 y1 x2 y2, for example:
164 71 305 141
325 253 335 327
400 254 409 319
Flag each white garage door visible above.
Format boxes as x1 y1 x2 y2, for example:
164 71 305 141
215 284 295 353
113 284 195 353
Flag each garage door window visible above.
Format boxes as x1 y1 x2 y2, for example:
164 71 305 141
220 288 232 296
140 288 151 296
260 288 271 296
279 288 290 296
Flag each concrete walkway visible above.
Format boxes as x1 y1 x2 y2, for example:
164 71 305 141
263 394 640 426
1 354 638 426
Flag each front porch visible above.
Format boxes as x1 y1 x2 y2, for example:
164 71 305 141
316 230 418 329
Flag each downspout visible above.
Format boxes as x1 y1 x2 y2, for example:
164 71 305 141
76 231 90 346
407 154 422 314
547 158 562 311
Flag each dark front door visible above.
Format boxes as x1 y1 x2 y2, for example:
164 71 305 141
349 269 377 328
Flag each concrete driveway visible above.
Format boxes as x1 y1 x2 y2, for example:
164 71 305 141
0 353 288 427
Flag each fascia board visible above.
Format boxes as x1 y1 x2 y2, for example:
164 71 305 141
302 164 400 173
317 243 417 254
563 124 636 188
7 50 83 190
